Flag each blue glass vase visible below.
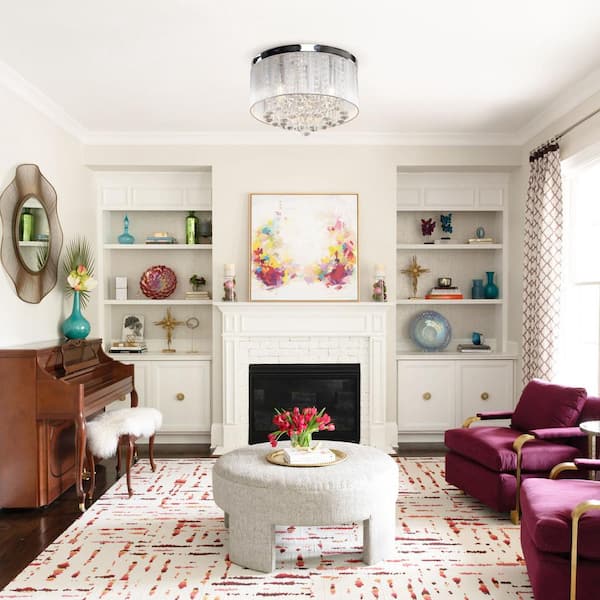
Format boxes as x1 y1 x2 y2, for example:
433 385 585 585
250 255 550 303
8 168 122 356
118 214 135 244
62 291 91 340
471 279 484 299
484 271 499 299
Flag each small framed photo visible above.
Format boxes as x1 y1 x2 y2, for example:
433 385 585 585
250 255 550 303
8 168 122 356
121 314 144 342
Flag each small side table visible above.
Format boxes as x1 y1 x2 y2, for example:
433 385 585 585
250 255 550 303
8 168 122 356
580 420 600 461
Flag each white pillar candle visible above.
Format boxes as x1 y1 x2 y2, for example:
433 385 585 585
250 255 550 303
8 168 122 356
375 264 385 278
224 263 235 277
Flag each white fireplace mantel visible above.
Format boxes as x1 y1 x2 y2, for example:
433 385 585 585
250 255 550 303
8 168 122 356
212 302 396 453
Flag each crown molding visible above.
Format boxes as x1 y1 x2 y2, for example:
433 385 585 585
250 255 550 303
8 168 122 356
0 60 86 141
80 129 520 147
515 67 600 145
3 53 598 150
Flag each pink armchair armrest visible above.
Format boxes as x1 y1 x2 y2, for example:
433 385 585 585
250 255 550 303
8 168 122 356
530 427 588 440
477 410 514 420
574 458 600 470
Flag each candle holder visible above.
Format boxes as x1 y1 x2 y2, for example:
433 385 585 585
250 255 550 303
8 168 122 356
223 276 237 301
372 265 387 302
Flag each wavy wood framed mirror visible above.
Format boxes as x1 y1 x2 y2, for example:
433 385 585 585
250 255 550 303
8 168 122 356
0 164 64 303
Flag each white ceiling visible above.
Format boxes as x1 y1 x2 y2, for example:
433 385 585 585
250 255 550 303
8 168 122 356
2 0 600 143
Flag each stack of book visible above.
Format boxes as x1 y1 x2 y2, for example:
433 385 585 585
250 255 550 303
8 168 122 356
145 232 177 244
425 286 464 300
109 341 148 353
185 290 211 300
283 446 336 465
457 343 492 353
467 237 494 244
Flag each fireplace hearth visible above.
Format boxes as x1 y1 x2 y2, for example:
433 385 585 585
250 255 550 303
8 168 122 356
249 363 360 445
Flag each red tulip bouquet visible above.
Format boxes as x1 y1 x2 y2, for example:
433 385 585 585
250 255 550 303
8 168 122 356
268 406 335 449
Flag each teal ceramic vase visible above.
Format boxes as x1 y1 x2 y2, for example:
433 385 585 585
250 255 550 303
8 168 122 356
484 271 499 299
471 279 484 299
62 291 90 339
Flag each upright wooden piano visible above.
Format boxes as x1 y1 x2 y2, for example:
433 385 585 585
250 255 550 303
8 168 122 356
0 338 137 510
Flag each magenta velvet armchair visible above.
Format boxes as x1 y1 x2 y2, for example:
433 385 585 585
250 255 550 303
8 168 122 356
444 379 600 523
520 459 600 600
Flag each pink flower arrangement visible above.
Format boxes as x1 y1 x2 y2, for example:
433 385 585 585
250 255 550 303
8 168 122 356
268 406 335 448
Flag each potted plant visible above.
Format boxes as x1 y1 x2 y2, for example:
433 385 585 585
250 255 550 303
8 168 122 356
189 274 206 292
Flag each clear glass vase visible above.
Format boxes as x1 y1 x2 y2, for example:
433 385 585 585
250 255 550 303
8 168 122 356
290 431 313 449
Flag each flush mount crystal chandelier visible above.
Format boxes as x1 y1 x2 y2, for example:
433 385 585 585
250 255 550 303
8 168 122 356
250 44 359 136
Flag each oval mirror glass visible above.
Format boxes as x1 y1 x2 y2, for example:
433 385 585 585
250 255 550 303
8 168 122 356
15 196 50 272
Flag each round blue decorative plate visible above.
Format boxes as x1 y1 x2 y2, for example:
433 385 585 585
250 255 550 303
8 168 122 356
410 310 451 351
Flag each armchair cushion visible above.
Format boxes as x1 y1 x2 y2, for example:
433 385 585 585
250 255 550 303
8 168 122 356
521 478 600 560
511 379 587 432
444 426 580 472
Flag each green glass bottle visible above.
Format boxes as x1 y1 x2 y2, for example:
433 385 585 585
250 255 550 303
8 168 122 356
186 211 199 245
20 208 33 241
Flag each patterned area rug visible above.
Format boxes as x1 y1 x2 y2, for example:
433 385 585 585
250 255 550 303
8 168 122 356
0 457 533 599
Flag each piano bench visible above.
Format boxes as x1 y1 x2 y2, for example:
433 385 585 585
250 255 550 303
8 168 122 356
85 407 163 499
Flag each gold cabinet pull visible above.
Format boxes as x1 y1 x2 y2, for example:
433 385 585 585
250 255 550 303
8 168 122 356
422 392 432 400
176 392 185 401
481 392 489 400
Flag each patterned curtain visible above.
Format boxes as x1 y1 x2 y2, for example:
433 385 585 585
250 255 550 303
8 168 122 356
521 141 563 384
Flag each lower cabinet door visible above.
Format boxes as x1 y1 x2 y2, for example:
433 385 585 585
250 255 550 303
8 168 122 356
152 361 211 433
397 360 456 431
457 360 515 426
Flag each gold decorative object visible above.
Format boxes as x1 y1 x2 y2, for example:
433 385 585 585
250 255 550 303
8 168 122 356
154 308 183 353
401 255 430 299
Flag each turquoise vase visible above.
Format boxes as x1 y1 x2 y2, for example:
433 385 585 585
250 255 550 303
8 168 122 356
484 271 499 299
118 214 135 244
471 279 484 299
62 291 90 340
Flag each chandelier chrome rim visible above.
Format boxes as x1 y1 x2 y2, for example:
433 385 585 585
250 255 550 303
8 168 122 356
252 44 357 66
249 43 359 136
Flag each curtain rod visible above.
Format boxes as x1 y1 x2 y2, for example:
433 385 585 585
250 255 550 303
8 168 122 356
556 105 600 140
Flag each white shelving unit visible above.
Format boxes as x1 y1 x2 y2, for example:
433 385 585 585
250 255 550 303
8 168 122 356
395 171 517 442
96 170 213 443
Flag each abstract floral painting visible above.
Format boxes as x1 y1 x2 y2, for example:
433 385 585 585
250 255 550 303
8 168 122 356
250 194 358 301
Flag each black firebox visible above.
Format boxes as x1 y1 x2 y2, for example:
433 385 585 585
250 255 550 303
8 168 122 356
248 363 360 445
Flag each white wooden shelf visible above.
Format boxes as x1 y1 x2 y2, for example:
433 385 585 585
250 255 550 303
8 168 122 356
104 244 212 250
104 299 213 305
395 298 502 305
396 243 502 250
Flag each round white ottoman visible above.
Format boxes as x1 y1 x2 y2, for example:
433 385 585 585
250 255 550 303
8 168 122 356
212 442 398 573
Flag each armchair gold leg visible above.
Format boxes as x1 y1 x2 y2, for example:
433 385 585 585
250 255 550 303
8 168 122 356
511 433 535 524
570 501 600 600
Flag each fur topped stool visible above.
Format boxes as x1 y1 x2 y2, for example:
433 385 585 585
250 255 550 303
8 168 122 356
85 407 162 500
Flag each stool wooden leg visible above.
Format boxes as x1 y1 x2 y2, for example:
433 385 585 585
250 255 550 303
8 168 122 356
148 434 156 471
125 435 135 497
116 440 122 476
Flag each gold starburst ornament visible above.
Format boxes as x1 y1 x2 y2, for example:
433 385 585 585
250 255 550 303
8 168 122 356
401 256 430 299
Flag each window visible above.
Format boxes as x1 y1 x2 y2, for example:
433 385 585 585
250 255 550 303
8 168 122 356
557 149 600 395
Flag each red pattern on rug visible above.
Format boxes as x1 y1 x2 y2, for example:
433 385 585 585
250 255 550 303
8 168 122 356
0 457 532 599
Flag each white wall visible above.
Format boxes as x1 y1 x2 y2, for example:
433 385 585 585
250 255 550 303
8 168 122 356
84 143 521 428
0 85 94 346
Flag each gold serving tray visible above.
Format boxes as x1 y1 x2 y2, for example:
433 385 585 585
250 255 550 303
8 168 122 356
266 448 347 467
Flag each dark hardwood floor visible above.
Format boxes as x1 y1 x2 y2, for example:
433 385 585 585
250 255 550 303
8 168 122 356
0 443 444 590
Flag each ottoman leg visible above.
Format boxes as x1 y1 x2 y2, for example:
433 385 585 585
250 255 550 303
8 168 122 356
363 504 396 565
228 515 275 573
